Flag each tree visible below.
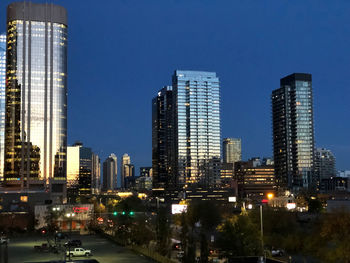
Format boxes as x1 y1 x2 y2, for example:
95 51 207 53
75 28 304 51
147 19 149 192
306 210 350 263
156 207 172 256
216 214 261 257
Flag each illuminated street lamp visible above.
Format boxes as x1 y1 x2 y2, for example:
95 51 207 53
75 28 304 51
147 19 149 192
65 212 76 261
267 193 274 200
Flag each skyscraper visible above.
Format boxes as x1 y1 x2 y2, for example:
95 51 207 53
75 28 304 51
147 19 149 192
92 153 101 194
152 86 174 189
272 73 315 191
0 33 6 183
315 148 336 181
223 138 241 164
4 3 67 200
102 154 117 192
66 142 96 201
172 70 221 187
121 153 131 188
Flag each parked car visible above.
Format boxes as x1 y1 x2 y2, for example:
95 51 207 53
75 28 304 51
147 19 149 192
65 239 82 247
66 247 92 257
271 249 285 256
177 251 184 259
0 237 9 244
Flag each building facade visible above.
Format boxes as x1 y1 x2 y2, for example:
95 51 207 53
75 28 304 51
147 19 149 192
314 148 336 181
4 3 67 202
223 138 241 164
120 153 130 188
91 153 101 194
102 154 117 192
140 167 152 178
152 86 174 189
172 70 221 188
235 160 276 199
272 73 315 191
0 33 5 183
67 142 98 200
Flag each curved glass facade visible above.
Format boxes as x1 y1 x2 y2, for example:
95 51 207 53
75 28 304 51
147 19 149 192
5 4 67 190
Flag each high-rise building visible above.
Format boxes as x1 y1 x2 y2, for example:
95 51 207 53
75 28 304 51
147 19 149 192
102 154 117 192
66 142 97 200
315 148 336 181
272 73 315 191
140 167 153 178
123 163 135 189
223 138 241 164
0 33 6 183
152 86 174 189
91 153 101 194
120 153 130 188
172 70 221 187
4 3 67 201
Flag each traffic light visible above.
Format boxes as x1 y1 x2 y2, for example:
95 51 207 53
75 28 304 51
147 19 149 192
129 211 134 216
122 211 126 215
113 211 118 216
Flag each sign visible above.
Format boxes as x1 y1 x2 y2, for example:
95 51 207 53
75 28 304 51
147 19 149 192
73 206 89 213
228 196 237 203
286 203 296 210
171 204 188 214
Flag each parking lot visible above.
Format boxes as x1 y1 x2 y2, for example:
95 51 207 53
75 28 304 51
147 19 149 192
7 234 154 263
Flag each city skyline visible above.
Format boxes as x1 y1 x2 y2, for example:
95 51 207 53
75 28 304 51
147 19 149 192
0 0 349 172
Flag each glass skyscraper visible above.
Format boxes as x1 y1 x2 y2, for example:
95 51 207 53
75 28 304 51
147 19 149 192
173 70 221 187
152 86 174 189
5 3 67 200
223 138 242 164
102 154 117 192
272 73 315 191
0 33 6 183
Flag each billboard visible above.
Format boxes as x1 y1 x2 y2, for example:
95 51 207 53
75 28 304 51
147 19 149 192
171 204 188 214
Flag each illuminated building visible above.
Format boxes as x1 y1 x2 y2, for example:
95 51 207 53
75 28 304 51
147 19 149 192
4 2 67 202
102 154 117 191
315 148 336 180
121 153 131 188
272 73 315 191
152 86 173 189
140 167 152 178
123 163 135 189
92 153 101 194
67 142 97 200
223 138 241 164
234 160 276 199
0 33 5 183
172 70 221 187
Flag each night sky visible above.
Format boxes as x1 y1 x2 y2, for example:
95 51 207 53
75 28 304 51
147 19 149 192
1 0 349 173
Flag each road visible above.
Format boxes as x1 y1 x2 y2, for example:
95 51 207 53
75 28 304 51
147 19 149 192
7 234 154 263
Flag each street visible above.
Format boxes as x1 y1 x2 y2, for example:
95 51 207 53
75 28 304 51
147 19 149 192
7 234 154 263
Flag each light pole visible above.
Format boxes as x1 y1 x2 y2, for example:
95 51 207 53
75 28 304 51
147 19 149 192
65 212 75 261
260 205 265 261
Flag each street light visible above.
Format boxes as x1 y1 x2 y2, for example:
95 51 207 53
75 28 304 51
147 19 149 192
65 212 76 261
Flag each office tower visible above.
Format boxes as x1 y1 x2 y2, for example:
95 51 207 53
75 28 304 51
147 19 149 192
223 138 241 164
102 154 117 191
315 148 336 180
123 163 135 189
120 153 130 188
0 33 6 183
235 160 275 199
5 3 67 200
66 142 94 200
91 153 101 194
140 167 152 178
172 70 221 187
152 86 173 189
272 73 315 191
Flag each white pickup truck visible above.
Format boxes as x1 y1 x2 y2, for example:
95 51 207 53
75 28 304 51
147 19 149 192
66 247 92 257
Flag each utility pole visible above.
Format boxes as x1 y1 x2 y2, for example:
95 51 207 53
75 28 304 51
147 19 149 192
260 205 265 262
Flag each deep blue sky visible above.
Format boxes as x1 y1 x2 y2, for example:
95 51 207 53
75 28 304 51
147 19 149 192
1 0 349 173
